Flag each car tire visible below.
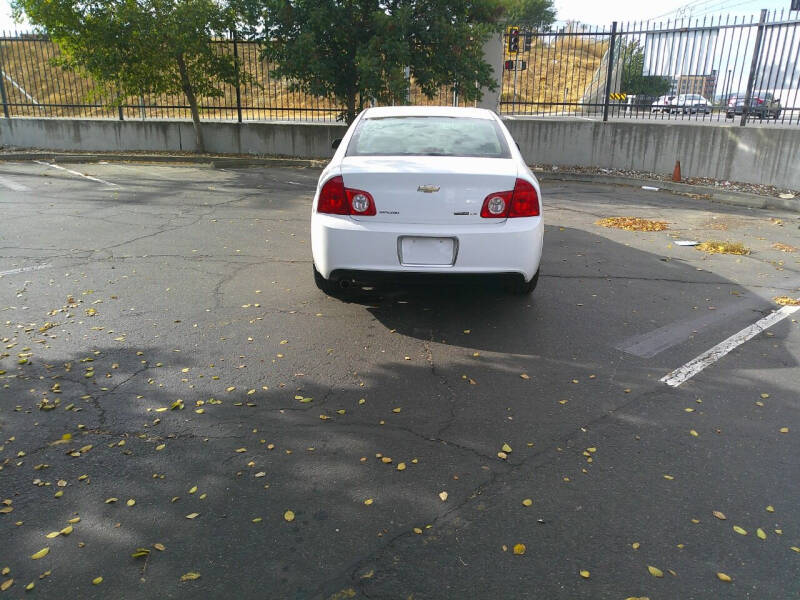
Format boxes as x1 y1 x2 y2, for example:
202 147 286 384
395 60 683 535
508 269 540 295
313 264 339 296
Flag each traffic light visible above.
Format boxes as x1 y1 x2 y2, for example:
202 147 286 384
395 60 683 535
523 32 533 52
507 27 520 54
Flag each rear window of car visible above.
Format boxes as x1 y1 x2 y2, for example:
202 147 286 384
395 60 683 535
346 116 511 158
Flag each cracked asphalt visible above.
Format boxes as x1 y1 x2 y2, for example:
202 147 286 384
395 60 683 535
1 160 800 599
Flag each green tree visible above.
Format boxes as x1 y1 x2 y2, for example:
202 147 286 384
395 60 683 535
502 0 555 29
12 0 249 152
618 40 671 98
239 0 506 124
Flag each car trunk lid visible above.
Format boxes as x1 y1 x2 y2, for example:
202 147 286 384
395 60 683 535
340 156 518 224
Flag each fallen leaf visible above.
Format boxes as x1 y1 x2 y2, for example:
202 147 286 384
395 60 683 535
733 525 747 535
397 463 406 471
579 570 590 579
520 373 530 380
713 510 726 520
648 565 663 578
105 497 118 504
45 531 60 539
153 543 166 551
413 527 423 534
757 528 766 540
716 572 732 582
131 548 150 558
766 505 774 512
522 499 533 507
0 579 12 591
284 510 295 521
439 491 448 502
596 217 668 231
180 572 201 582
31 548 49 560
631 542 640 550
690 430 699 437
363 499 373 506
59 526 73 536
126 499 135 507
185 513 199 520
501 443 512 453
512 543 526 555
779 427 789 433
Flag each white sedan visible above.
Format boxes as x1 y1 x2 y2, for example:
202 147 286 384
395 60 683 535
310 106 543 295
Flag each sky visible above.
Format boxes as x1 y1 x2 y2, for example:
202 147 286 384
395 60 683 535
0 0 796 31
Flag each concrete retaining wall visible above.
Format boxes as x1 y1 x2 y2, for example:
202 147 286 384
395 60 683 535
505 118 800 190
0 118 346 159
1 117 799 188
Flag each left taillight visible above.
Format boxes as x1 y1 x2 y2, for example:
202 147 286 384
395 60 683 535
480 178 540 219
317 176 348 214
317 176 376 216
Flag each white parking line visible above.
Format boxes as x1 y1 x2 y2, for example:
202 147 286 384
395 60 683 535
0 263 51 277
0 175 31 192
34 161 118 187
660 305 800 387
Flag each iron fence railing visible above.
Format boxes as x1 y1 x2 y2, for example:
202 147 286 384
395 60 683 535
0 31 469 122
2 10 799 126
501 9 800 125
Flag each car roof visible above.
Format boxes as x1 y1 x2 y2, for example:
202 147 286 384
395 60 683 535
362 106 497 120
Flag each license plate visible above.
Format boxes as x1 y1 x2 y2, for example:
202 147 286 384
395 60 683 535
398 237 457 266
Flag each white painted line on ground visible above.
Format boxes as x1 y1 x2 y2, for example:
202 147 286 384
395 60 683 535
0 263 51 277
0 175 31 192
660 305 800 387
34 160 119 187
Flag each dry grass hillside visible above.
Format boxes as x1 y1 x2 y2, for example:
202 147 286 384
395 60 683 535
501 34 607 112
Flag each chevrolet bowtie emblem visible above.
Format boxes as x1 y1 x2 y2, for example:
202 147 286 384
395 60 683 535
417 185 440 193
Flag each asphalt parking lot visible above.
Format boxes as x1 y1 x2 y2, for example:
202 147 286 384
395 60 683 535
1 160 799 599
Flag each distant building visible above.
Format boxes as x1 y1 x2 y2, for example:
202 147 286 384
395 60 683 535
676 71 718 99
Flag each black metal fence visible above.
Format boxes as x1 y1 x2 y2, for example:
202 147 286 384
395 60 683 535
501 9 800 125
0 31 467 122
2 10 799 126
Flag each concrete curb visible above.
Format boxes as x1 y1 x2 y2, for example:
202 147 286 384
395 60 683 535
0 151 325 169
535 171 800 214
1 150 797 214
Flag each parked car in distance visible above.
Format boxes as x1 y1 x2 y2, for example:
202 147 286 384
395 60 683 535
310 106 544 295
650 95 676 113
726 93 782 119
672 94 712 114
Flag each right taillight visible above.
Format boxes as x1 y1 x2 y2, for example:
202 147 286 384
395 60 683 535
509 178 539 217
480 178 539 219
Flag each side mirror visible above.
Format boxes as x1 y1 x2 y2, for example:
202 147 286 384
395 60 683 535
331 139 342 150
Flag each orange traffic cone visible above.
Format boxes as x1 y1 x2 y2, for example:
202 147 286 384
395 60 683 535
672 160 682 182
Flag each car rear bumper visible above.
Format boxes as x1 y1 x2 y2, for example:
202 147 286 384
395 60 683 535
311 214 544 282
